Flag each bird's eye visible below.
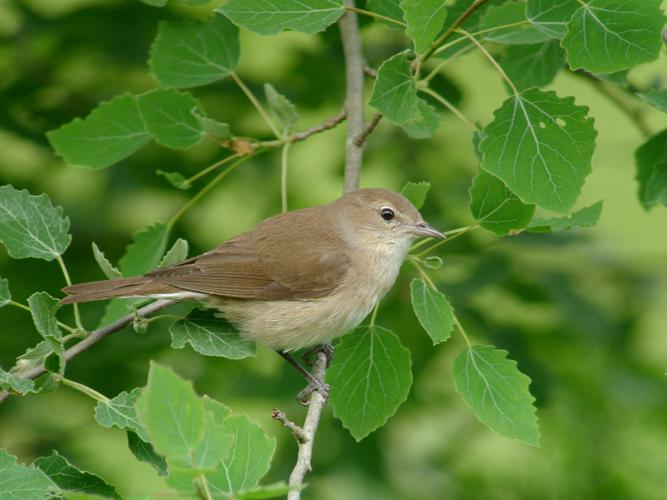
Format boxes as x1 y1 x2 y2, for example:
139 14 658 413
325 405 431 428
380 208 395 221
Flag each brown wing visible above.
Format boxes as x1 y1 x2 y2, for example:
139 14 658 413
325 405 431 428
146 207 350 300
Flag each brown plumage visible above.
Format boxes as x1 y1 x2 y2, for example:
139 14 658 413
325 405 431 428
62 188 444 351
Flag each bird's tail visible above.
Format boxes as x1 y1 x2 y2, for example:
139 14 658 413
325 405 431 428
60 277 180 304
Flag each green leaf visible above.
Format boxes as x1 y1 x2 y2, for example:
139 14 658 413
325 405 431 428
562 0 667 74
137 89 204 150
16 341 53 372
329 325 412 441
118 223 169 277
638 90 667 113
0 185 71 261
34 451 120 499
159 238 189 268
0 277 10 307
0 367 34 394
480 88 597 213
218 0 344 35
526 0 578 39
470 170 535 235
206 415 275 495
136 362 206 459
47 94 150 170
28 292 62 346
635 129 667 211
370 52 420 125
500 40 565 91
43 352 64 375
203 395 232 423
410 279 454 345
367 0 403 27
94 388 149 442
453 345 540 445
170 309 257 360
127 431 168 477
238 482 295 499
0 449 60 499
149 15 240 88
264 84 299 132
92 243 122 280
527 200 603 232
400 181 430 210
141 0 168 6
400 100 442 139
156 170 192 190
195 114 231 140
400 0 447 54
479 1 551 45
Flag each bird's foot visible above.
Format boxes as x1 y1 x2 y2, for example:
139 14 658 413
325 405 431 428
297 379 330 405
303 343 334 368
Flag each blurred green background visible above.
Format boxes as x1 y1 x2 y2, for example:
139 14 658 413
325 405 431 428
1 0 667 498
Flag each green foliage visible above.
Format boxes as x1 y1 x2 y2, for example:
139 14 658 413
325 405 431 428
479 89 597 213
453 346 540 446
27 292 62 348
264 84 299 133
0 367 34 395
410 279 454 345
367 0 403 26
34 451 121 499
126 431 168 477
329 325 412 441
92 243 122 280
400 181 431 210
0 186 71 261
218 0 344 35
527 201 603 232
0 449 59 499
561 0 666 74
169 309 257 359
47 94 151 170
635 130 667 210
118 223 169 277
479 1 551 45
469 170 535 235
159 238 189 268
149 15 240 88
0 277 10 307
137 90 205 150
94 388 149 441
638 90 667 113
499 40 565 91
527 0 578 39
400 0 447 54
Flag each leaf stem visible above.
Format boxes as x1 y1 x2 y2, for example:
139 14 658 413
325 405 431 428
59 376 109 403
56 255 86 333
419 87 480 132
184 153 240 185
231 72 282 139
457 28 519 95
369 302 380 328
281 141 291 213
344 6 406 27
454 315 472 347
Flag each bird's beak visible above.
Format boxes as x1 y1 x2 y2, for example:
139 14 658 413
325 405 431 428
411 222 446 239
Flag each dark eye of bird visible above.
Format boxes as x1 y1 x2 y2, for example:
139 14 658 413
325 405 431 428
380 208 395 221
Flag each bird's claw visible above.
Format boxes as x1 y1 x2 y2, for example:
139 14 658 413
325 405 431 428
297 380 330 405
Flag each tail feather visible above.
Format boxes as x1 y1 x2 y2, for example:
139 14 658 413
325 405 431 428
61 277 180 304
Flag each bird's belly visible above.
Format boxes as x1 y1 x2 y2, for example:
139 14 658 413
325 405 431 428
213 287 380 352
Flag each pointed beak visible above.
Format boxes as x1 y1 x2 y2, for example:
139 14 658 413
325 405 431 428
411 222 446 239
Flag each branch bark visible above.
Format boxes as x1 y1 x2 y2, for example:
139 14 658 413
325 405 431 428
0 299 175 403
339 0 366 193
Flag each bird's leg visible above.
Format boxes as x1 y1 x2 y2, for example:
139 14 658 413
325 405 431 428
277 350 330 404
302 343 334 368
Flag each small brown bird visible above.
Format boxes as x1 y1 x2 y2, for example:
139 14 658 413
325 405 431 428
62 188 443 392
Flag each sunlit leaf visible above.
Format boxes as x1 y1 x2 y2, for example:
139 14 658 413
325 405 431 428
370 52 420 124
0 185 71 261
137 89 204 149
34 451 121 499
159 238 189 268
480 88 596 213
149 15 240 88
479 1 551 45
470 170 535 235
0 449 60 499
218 0 344 35
329 325 412 441
170 309 257 360
500 40 565 91
94 388 149 442
562 0 666 74
410 279 454 345
526 200 603 232
635 129 667 211
400 0 447 54
453 345 540 445
47 94 150 170
400 181 430 210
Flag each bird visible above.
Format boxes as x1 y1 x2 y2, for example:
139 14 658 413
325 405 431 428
62 188 444 395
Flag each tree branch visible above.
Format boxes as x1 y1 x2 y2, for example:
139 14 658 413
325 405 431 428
289 109 347 143
0 299 175 403
286 352 328 500
339 0 366 193
353 112 382 147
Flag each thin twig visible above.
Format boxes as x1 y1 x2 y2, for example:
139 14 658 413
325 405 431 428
287 352 328 500
272 409 309 444
56 255 85 333
344 6 406 27
339 0 366 193
353 113 382 147
0 299 175 403
289 109 347 143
